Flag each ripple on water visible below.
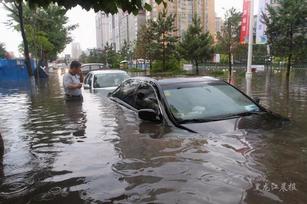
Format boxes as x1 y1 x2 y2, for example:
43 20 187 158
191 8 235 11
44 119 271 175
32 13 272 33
1 71 307 203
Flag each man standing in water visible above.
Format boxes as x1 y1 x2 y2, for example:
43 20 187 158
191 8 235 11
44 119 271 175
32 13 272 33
63 61 84 101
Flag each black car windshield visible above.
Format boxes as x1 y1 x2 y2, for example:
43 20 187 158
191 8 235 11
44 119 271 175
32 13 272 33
93 72 129 88
162 82 260 123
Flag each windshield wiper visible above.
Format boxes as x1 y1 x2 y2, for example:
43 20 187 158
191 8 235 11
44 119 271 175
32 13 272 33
178 118 214 124
178 111 264 124
229 111 263 117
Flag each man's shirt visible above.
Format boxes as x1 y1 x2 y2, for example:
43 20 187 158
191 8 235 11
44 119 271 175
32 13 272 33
63 72 82 96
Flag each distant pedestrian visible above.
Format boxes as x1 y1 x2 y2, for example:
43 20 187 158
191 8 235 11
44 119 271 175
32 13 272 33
63 61 84 101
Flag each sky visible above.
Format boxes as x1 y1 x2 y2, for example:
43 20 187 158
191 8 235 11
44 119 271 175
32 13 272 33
0 0 253 57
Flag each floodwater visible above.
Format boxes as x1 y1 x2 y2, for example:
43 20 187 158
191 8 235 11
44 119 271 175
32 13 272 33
0 68 307 204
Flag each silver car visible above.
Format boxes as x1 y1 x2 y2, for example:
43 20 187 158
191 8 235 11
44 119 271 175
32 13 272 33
83 70 130 91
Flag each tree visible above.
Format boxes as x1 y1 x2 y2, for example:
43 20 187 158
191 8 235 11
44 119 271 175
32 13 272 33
5 3 77 65
0 43 7 58
120 40 133 61
263 0 307 79
2 0 166 78
134 24 155 68
3 1 33 77
148 10 178 71
178 16 214 74
104 43 120 68
17 0 167 15
216 8 241 78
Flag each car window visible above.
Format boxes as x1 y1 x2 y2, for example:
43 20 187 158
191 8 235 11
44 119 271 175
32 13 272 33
93 73 129 88
135 83 159 112
84 73 91 85
87 74 93 86
112 79 139 108
163 82 260 122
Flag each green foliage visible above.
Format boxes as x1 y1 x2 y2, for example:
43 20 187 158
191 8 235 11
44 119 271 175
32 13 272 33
216 8 241 70
152 57 180 73
178 15 214 74
147 10 179 71
79 43 121 68
134 24 155 63
5 2 77 61
104 43 121 68
263 0 307 68
0 43 7 58
120 40 133 61
14 0 167 14
134 10 178 71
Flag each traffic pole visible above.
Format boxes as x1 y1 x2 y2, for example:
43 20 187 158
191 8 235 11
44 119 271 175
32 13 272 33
246 0 254 78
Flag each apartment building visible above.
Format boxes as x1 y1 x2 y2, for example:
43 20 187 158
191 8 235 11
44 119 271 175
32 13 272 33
95 10 146 51
145 0 216 37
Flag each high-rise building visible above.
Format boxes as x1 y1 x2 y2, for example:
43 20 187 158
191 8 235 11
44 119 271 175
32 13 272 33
95 12 113 49
71 42 81 60
145 0 216 37
215 16 223 33
95 10 146 51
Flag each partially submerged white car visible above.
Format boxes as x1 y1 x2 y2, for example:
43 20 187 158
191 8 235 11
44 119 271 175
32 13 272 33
83 70 130 91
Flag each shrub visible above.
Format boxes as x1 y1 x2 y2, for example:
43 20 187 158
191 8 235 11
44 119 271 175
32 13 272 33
151 57 181 73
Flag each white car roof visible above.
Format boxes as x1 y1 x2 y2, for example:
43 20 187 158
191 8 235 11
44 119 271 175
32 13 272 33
89 70 128 74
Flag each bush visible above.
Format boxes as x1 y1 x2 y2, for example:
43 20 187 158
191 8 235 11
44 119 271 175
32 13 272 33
151 58 181 73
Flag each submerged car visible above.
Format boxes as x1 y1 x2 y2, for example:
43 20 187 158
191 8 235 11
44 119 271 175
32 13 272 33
109 77 288 134
83 70 130 91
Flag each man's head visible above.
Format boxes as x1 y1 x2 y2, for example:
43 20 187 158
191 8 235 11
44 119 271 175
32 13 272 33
70 61 81 74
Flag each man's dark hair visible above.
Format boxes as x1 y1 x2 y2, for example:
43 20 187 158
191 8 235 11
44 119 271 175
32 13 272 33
70 60 81 69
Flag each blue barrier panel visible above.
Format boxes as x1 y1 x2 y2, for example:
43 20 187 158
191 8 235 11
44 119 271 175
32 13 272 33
0 59 36 81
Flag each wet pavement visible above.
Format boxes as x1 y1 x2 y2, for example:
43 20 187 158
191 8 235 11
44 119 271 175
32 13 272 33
0 68 307 204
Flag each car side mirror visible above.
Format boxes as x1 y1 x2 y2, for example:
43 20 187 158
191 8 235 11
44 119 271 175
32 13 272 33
253 97 260 104
84 84 90 89
138 109 161 123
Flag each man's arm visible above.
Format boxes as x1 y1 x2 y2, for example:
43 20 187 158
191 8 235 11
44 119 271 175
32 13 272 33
67 83 82 89
79 72 84 83
63 75 82 89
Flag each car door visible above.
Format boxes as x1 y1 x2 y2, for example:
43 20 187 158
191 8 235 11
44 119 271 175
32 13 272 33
134 82 160 113
112 79 139 109
84 73 93 89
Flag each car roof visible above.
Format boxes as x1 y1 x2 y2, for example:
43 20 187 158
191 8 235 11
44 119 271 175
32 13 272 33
157 76 221 86
128 76 222 86
81 63 104 66
88 69 128 74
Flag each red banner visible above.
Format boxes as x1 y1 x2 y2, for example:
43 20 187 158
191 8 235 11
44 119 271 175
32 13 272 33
240 0 251 44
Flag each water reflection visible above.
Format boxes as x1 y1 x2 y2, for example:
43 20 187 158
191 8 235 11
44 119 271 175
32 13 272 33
0 133 4 179
0 69 307 203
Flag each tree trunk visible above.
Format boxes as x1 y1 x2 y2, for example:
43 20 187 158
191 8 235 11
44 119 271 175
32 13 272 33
16 1 33 77
195 60 199 75
286 54 292 81
162 46 166 72
228 52 232 80
286 24 293 81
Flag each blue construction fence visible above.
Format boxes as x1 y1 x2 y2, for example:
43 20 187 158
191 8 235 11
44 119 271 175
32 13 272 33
0 59 36 81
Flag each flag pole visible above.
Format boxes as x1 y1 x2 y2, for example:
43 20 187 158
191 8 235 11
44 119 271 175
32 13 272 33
246 0 254 77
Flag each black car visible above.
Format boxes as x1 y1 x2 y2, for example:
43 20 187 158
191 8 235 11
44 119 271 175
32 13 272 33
109 77 288 134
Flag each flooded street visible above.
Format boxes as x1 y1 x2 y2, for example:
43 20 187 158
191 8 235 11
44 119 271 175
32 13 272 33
1 68 307 204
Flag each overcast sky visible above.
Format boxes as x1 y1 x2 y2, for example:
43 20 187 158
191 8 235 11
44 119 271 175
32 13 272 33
0 0 250 57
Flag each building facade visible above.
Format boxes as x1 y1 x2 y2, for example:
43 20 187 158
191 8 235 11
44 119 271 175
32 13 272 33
95 10 146 51
71 42 81 60
145 0 216 37
215 16 223 33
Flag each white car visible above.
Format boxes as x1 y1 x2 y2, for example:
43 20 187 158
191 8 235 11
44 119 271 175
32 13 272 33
83 70 130 91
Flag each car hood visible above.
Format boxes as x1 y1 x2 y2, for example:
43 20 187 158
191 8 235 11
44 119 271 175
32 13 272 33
180 112 289 134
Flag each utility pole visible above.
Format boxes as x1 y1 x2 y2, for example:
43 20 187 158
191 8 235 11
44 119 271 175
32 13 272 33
246 0 254 77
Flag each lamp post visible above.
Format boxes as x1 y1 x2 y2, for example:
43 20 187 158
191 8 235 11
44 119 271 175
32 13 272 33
246 0 254 77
